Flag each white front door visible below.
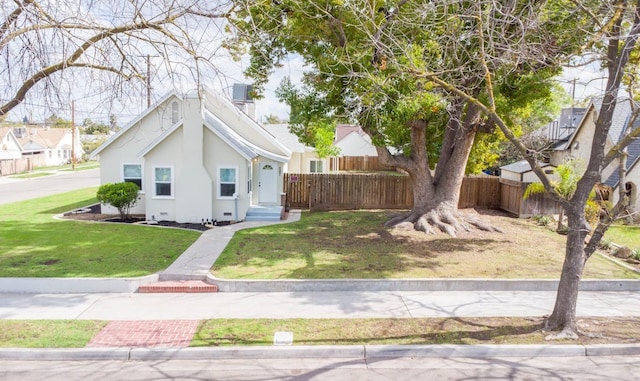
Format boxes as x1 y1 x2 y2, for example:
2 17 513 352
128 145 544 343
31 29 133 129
258 162 278 204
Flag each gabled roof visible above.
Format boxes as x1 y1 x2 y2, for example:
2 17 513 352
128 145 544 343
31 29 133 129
500 160 552 174
603 111 640 188
264 124 314 153
137 119 184 158
15 127 68 151
91 91 181 158
204 111 289 163
334 124 366 143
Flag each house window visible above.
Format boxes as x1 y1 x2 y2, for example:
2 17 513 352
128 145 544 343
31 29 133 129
247 164 252 194
48 151 52 158
123 164 142 189
310 160 324 173
63 150 68 159
219 167 237 198
58 150 61 158
154 167 173 197
171 101 179 124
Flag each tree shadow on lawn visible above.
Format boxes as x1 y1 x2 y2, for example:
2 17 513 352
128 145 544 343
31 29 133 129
218 220 502 279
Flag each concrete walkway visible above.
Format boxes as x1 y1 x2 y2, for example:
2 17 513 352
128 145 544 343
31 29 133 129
1 201 640 359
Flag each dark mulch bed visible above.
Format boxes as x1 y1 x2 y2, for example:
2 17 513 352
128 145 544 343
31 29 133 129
62 204 214 232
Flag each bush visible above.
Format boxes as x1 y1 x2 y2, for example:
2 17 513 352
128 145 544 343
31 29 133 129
96 182 140 220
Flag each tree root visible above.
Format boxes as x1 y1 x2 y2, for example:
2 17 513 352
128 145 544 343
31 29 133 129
387 209 503 237
544 327 579 341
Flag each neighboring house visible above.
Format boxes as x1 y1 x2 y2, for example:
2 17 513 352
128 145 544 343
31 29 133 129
264 124 330 173
565 98 640 209
500 160 556 183
501 97 640 210
91 89 292 223
13 126 84 166
333 124 378 157
0 127 22 160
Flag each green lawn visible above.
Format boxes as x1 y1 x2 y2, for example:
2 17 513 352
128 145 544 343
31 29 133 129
604 225 640 249
0 188 200 277
212 210 640 280
0 321 106 348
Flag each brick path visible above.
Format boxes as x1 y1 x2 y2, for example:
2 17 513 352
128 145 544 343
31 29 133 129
86 320 200 348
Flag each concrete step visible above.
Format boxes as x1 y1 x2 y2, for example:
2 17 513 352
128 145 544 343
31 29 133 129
138 280 218 293
245 206 283 221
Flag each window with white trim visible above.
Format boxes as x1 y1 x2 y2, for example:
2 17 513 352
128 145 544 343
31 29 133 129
154 167 173 197
219 167 237 198
123 164 142 189
310 160 324 173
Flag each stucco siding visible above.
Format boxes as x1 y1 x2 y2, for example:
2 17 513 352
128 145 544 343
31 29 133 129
335 132 378 156
143 127 182 222
204 127 249 221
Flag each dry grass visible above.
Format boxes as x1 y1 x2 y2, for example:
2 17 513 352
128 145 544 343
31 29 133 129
212 209 640 279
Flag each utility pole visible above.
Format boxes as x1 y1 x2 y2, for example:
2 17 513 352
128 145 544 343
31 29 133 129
71 100 76 170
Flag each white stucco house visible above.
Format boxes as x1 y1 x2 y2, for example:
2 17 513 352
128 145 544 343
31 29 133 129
264 124 331 173
91 89 292 223
0 127 23 160
333 124 378 157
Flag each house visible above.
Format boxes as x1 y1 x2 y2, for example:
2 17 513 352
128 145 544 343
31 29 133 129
264 124 330 173
333 124 378 156
563 98 639 209
91 89 292 223
500 160 556 183
13 126 84 166
501 97 640 211
0 127 22 160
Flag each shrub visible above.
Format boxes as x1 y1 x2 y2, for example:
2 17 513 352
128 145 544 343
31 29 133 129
632 248 640 261
96 182 140 220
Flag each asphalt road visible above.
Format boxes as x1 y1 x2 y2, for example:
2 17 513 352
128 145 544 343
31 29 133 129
2 356 640 380
0 168 100 205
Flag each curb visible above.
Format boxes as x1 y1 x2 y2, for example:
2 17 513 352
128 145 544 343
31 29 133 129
207 276 640 293
1 344 639 361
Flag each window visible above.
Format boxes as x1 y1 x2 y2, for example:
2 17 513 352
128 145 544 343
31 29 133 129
219 167 237 198
171 101 179 124
123 164 142 189
247 164 252 194
310 160 324 173
154 167 173 197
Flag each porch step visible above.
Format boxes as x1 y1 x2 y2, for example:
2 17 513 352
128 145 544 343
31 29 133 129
137 280 218 293
245 206 283 221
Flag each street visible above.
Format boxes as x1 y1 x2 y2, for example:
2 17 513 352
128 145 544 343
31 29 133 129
0 168 99 205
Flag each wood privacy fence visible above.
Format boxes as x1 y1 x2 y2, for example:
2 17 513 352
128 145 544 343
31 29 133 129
334 156 392 171
284 173 501 211
0 155 45 176
500 178 563 218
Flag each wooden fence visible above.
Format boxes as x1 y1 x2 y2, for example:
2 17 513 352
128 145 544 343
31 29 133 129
333 156 392 172
284 173 501 211
0 155 45 176
500 178 563 217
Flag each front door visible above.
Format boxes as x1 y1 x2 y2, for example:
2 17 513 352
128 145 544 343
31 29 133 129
258 162 278 204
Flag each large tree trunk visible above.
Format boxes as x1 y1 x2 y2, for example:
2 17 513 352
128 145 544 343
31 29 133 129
371 101 502 236
545 205 589 338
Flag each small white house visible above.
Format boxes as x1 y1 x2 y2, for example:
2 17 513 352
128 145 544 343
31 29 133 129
91 89 292 223
0 127 22 160
265 124 330 173
13 126 84 166
500 160 556 183
333 124 378 157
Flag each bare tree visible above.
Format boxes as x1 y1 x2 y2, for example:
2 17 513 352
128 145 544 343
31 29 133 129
418 0 640 337
0 0 234 120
